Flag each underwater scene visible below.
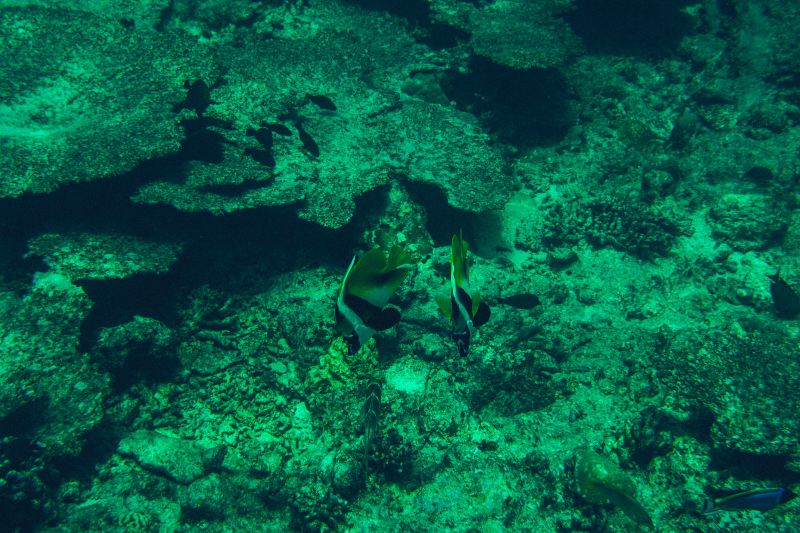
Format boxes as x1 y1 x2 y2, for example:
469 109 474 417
1 0 799 531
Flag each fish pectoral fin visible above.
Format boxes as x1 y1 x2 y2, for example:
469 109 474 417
473 301 491 328
365 307 401 331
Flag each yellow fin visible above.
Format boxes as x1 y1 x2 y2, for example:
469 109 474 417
345 246 413 309
436 293 452 320
451 232 470 289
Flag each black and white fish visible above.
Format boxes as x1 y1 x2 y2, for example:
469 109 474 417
335 246 413 354
437 232 490 356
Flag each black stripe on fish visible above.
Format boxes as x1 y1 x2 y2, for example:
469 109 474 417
455 287 473 318
365 307 401 331
343 293 382 323
474 301 490 328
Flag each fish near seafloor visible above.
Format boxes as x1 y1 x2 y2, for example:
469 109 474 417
702 487 797 513
768 271 800 318
334 246 413 354
436 232 490 356
362 382 381 481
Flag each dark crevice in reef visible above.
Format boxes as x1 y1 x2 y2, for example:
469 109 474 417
1 159 349 352
566 0 696 58
441 58 575 148
49 421 122 485
403 179 500 251
708 450 800 486
0 400 51 532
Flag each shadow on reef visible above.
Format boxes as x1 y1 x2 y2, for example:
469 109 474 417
441 57 575 148
0 399 52 531
403 179 502 251
709 449 800 486
566 0 696 57
342 0 467 49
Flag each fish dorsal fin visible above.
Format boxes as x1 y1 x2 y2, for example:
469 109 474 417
346 247 413 309
451 232 470 291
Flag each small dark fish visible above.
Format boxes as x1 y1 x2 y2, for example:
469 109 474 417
306 93 337 111
267 123 292 136
296 124 320 157
244 147 275 167
768 272 800 318
703 487 797 513
173 79 212 115
246 127 273 150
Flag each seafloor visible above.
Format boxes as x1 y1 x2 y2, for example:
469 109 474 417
1 1 799 532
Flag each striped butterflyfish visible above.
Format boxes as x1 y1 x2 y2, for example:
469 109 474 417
436 232 490 356
335 245 413 354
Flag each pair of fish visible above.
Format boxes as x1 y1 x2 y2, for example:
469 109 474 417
334 233 490 355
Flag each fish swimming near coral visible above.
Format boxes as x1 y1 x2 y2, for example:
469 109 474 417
335 245 413 354
296 122 320 157
306 93 337 111
768 271 800 318
437 232 490 356
702 487 797 513
362 382 381 482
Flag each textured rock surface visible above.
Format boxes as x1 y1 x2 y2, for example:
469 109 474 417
118 430 210 485
0 5 211 197
27 232 182 280
429 0 580 69
0 272 107 456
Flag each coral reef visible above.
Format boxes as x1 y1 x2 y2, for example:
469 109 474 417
1 0 799 532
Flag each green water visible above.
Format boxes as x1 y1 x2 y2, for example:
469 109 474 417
1 1 798 531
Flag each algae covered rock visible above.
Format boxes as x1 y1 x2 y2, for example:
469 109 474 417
429 0 580 70
0 5 212 197
708 193 786 250
575 449 653 528
134 2 515 227
659 326 800 457
93 316 177 381
392 101 514 214
27 232 182 281
118 430 221 485
0 272 107 457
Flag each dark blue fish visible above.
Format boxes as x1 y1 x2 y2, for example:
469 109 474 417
702 487 796 513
